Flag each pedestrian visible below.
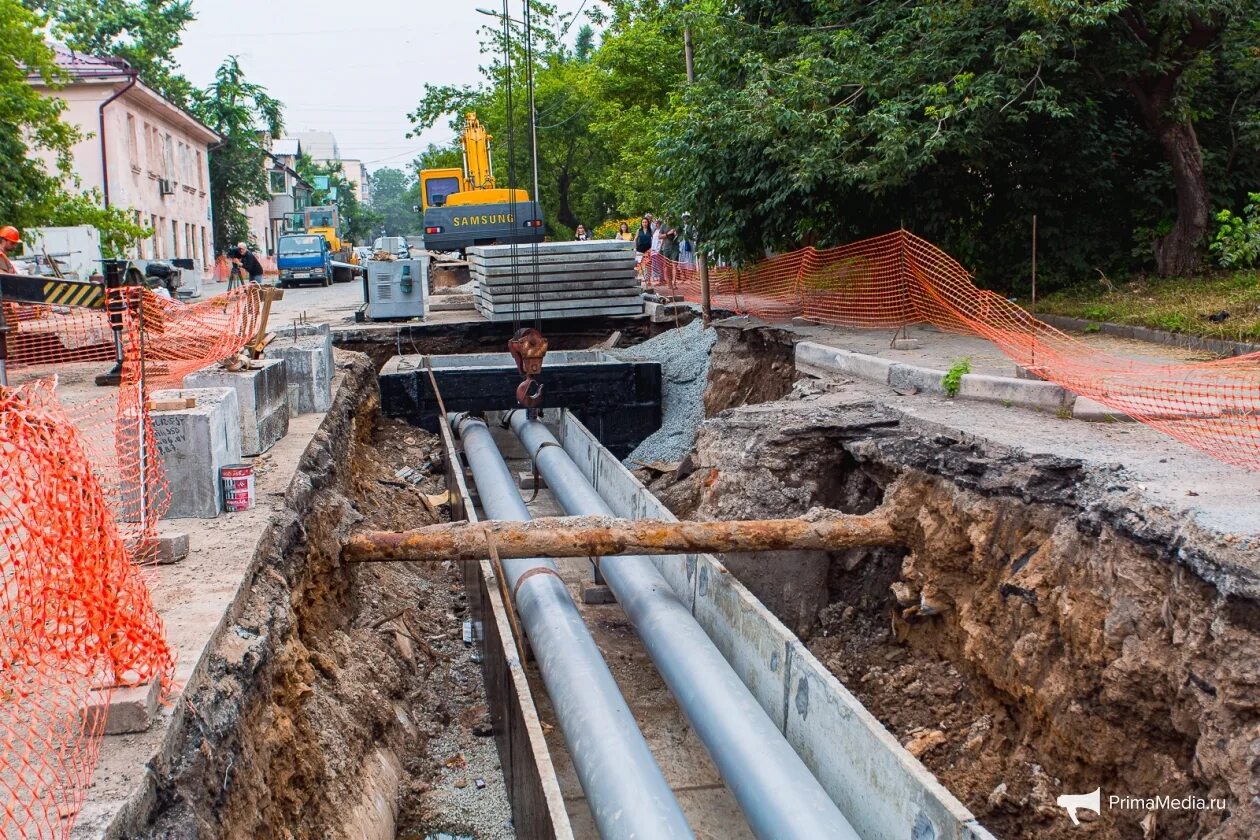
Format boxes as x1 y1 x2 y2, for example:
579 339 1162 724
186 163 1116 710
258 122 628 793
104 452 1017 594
649 218 667 284
233 241 264 284
634 216 653 282
0 226 21 273
617 221 633 242
575 223 591 241
660 227 680 288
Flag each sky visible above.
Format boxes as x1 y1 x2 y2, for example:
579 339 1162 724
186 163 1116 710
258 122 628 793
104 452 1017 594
173 0 594 173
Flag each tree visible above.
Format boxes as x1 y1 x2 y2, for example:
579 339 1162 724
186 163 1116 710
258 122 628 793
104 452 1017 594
369 167 420 236
190 57 283 252
1021 1 1253 274
25 0 196 106
0 3 84 221
654 0 1259 281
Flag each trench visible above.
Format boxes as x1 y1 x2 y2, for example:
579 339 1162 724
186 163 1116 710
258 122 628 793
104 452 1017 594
139 321 1260 840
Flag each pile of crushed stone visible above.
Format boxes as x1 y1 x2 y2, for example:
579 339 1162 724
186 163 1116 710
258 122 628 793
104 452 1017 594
613 319 717 465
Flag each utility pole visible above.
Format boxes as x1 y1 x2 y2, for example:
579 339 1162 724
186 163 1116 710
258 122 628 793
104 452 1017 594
684 25 712 325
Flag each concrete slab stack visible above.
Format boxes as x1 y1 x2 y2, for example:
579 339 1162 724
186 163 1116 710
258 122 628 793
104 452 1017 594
467 240 644 321
184 359 289 456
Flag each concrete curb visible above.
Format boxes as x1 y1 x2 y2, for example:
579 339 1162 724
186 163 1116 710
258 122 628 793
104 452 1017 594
1037 313 1260 358
795 341 1077 414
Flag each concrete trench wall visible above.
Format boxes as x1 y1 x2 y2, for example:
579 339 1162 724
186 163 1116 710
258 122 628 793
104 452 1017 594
556 411 997 840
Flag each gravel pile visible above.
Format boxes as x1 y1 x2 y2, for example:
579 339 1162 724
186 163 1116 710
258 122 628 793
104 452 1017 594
613 319 717 465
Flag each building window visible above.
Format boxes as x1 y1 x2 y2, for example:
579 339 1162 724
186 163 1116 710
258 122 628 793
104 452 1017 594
171 219 179 258
196 150 204 191
268 169 286 194
126 114 138 170
163 134 174 180
151 214 160 257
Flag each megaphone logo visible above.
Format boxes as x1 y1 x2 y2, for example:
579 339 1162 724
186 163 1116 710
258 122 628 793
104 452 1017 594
1056 787 1101 825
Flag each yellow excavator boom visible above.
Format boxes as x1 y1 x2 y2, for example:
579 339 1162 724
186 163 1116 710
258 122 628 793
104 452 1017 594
461 111 495 191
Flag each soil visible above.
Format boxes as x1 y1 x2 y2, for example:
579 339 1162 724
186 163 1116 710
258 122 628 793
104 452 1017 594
652 383 1260 840
143 356 514 840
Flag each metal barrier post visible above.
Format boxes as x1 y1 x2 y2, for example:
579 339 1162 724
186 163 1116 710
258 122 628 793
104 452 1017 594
94 260 128 387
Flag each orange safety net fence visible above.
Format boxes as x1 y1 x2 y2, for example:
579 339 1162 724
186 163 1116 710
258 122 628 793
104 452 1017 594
0 380 173 839
654 229 1260 471
0 282 261 836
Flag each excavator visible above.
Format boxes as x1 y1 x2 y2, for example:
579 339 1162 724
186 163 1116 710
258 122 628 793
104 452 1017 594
419 112 544 253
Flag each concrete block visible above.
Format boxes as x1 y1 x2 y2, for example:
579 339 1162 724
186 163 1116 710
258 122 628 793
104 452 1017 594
517 470 543 490
185 359 289 456
155 530 189 564
1072 395 1135 422
891 338 923 350
267 331 333 415
958 373 1072 411
150 387 242 519
888 363 947 395
83 679 161 735
794 342 894 384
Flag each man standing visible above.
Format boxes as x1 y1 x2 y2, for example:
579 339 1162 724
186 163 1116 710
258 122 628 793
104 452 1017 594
0 226 21 273
233 242 264 284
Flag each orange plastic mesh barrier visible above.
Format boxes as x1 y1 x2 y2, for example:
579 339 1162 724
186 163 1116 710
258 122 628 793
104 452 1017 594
0 379 173 839
661 229 1260 470
3 284 262 561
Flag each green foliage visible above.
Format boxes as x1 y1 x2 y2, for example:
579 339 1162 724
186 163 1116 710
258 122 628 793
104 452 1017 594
45 189 152 256
942 359 971 398
28 0 196 105
190 57 283 253
0 0 86 229
370 167 420 237
654 0 1260 281
1210 193 1260 268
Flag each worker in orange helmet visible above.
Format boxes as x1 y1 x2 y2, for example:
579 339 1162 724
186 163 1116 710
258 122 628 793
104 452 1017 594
0 226 21 273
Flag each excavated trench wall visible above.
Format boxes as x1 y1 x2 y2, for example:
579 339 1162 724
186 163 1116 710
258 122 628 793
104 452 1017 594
660 324 1260 840
136 354 428 840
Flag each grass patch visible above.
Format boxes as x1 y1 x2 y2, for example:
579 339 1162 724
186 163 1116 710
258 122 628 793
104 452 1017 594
1037 269 1260 342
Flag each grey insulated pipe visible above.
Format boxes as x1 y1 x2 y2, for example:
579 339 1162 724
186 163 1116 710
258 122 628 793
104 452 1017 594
508 411 862 840
451 414 692 840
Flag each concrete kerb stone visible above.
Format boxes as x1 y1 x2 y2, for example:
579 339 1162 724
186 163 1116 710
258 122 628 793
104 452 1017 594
795 341 894 384
958 373 1074 412
150 387 242 519
1072 396 1136 422
888 363 947 395
184 359 290 456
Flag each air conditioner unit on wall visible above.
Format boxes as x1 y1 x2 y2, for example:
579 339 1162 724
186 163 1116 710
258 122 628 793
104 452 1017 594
158 179 175 196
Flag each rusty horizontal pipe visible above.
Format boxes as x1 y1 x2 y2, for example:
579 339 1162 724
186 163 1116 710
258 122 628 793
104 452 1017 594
343 509 897 564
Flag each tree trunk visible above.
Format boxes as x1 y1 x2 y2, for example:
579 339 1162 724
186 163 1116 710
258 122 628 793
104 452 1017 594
1152 117 1211 276
1130 77 1211 276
